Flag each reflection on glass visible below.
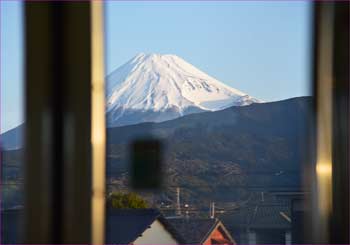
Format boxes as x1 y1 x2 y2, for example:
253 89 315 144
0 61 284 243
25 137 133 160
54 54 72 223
105 1 312 244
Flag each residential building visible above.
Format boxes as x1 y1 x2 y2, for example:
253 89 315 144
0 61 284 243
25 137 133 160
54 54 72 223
106 209 184 244
167 217 236 244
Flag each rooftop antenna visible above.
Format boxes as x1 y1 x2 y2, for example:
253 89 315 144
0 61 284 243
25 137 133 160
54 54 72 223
176 187 182 216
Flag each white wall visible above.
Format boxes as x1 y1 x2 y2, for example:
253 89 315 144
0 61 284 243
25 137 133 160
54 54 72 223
285 231 292 245
248 231 257 245
133 220 178 245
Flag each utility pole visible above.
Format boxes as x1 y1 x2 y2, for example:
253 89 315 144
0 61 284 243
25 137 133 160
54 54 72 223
210 202 215 219
209 202 211 218
176 187 181 216
185 204 189 219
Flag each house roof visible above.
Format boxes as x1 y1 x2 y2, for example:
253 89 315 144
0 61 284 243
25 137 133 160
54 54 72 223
250 204 291 229
220 203 291 230
106 208 184 244
1 209 24 244
166 217 235 244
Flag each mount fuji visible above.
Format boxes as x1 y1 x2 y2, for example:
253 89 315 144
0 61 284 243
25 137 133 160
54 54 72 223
106 53 260 127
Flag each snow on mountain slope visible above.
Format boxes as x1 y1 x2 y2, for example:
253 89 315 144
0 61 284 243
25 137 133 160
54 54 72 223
106 53 260 127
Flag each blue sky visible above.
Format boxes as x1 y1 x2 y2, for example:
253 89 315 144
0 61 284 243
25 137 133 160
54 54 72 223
1 1 311 132
1 1 24 133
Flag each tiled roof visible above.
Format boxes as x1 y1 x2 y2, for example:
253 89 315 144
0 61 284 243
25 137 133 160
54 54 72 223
167 217 217 244
166 217 234 244
250 204 291 229
106 208 184 244
1 209 23 244
220 203 291 230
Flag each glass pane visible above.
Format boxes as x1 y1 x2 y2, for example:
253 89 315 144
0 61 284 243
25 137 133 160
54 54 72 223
1 1 24 244
105 1 312 244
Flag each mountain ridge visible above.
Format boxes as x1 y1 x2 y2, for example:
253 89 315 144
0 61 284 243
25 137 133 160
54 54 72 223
106 96 312 205
1 97 312 209
0 96 308 151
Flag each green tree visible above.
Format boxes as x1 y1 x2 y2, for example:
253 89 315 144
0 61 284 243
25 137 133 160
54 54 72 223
108 192 149 209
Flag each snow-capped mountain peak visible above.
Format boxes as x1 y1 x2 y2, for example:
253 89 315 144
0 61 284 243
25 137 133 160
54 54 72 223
106 53 260 127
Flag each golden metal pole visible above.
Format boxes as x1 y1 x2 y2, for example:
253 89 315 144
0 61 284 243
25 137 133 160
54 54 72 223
91 1 106 244
314 2 334 242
